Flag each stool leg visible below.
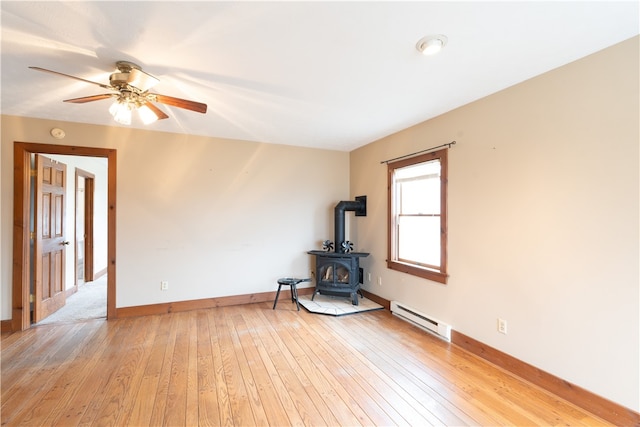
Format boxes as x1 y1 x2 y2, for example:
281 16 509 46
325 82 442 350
290 285 295 302
273 284 283 310
292 284 300 311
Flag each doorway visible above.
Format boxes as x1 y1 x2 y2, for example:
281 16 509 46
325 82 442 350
75 168 95 289
12 142 116 331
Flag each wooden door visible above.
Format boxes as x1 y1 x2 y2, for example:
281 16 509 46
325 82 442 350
33 154 67 323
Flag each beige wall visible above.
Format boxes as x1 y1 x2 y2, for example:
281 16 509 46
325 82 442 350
1 118 349 311
351 36 639 411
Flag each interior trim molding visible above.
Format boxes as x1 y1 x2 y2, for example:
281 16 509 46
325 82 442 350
451 331 639 426
360 289 390 310
1 320 12 333
93 267 108 281
115 286 315 318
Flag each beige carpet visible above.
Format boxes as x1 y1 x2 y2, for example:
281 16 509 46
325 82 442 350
35 276 107 325
297 293 383 316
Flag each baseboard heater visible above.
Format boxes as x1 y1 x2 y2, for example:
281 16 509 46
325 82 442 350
390 301 452 341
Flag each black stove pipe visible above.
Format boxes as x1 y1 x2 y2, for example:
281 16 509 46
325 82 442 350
334 195 366 253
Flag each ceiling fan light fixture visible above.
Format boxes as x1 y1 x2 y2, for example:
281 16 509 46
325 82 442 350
416 34 448 55
109 99 132 125
30 62 207 124
138 104 159 124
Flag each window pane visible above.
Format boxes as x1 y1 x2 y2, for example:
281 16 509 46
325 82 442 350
398 215 440 267
395 160 440 180
400 177 440 214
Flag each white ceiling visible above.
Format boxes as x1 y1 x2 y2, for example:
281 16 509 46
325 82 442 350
2 1 638 151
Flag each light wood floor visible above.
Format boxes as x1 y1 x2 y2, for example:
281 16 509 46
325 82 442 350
1 302 610 426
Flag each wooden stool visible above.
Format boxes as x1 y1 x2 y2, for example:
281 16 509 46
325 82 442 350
273 278 311 311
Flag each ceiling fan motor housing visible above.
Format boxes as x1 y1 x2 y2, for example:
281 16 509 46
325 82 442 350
110 61 142 89
109 72 131 89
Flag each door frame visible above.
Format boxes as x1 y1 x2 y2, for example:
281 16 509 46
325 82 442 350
12 142 116 331
75 168 95 288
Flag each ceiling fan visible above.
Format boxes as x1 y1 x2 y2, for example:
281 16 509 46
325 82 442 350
29 61 207 125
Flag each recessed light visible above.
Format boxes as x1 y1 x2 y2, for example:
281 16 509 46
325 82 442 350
416 34 448 55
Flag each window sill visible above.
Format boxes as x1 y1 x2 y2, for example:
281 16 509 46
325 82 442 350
387 260 448 284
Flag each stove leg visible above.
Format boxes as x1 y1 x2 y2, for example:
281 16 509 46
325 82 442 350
351 292 359 306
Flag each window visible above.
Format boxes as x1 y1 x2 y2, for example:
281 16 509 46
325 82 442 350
387 148 448 283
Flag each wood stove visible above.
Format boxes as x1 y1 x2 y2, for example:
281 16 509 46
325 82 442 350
308 250 369 305
308 196 369 305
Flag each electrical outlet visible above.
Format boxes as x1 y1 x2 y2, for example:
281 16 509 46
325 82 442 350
497 318 507 334
377 276 382 286
368 272 371 282
161 281 169 291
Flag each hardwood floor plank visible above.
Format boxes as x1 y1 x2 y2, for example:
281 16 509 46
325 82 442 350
125 311 173 426
0 303 618 427
223 308 270 426
205 310 235 426
76 318 140 426
110 315 162 426
41 321 114 426
337 311 504 425
249 308 335 426
196 310 222 426
354 311 536 425
357 311 606 426
299 308 453 426
86 316 155 426
163 312 191 426
49 319 131 426
269 308 375 426
186 313 200 427
17 321 107 426
1 323 77 405
1 322 91 425
230 308 295 426
213 307 257 426
0 326 50 373
290 310 418 426
261 308 348 425
148 310 181 426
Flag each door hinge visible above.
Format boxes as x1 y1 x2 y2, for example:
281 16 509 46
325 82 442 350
30 231 35 240
29 294 35 303
30 169 37 177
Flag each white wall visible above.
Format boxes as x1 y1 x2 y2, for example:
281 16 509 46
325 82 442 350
1 119 349 313
351 37 639 411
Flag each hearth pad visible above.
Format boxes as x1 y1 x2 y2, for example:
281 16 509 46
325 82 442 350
297 294 383 316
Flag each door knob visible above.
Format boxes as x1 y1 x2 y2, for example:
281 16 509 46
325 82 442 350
61 241 70 246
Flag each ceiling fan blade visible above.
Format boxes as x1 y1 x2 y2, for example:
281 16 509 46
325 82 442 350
29 66 113 90
128 68 159 92
143 101 169 120
64 94 116 103
153 94 207 114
